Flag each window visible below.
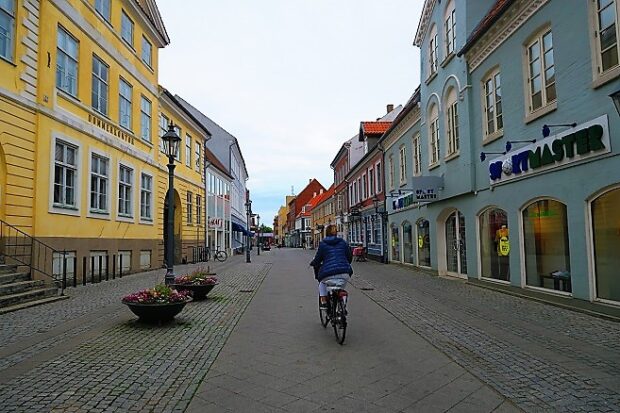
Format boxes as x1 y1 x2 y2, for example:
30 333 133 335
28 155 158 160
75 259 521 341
0 0 15 62
195 141 201 172
140 173 152 220
526 29 556 113
362 174 367 200
187 192 193 224
399 146 407 184
91 55 109 116
196 195 202 225
479 208 510 281
118 250 131 273
121 11 134 47
429 25 438 76
159 114 168 151
94 0 110 21
141 36 152 67
174 125 181 161
376 162 382 193
391 224 400 262
185 135 191 166
53 251 76 280
416 219 431 267
445 88 459 156
54 141 78 208
594 0 619 75
445 1 456 56
369 167 374 196
429 104 440 165
413 134 421 175
56 27 79 96
389 156 395 189
140 96 151 142
140 250 151 270
592 187 620 302
118 165 133 217
119 78 132 130
90 154 109 213
483 69 503 137
403 222 414 264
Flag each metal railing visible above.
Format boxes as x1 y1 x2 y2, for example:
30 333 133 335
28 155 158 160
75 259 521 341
0 219 63 294
191 246 209 264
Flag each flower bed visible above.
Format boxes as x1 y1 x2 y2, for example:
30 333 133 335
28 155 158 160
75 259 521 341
172 268 219 300
122 284 191 323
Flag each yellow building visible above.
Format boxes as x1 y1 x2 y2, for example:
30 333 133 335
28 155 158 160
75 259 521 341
0 0 207 282
311 185 334 247
277 195 294 246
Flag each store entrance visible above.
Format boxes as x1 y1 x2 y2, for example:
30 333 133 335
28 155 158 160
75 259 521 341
445 211 467 277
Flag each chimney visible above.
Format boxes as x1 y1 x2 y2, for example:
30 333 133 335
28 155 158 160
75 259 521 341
313 192 316 198
309 179 312 183
387 104 394 113
320 189 324 194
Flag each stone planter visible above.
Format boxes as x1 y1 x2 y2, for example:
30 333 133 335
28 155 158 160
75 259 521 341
171 283 218 301
122 299 191 323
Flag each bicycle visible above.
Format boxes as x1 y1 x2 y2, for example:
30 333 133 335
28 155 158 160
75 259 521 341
206 247 228 262
318 278 348 345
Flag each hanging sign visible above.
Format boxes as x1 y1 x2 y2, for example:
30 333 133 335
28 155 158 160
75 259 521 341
488 115 610 185
208 217 223 229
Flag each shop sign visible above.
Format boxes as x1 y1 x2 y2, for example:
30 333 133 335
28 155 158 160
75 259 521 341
488 115 610 185
208 217 223 229
392 176 444 211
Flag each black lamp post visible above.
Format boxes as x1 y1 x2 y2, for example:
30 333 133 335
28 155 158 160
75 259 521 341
162 122 181 285
245 200 252 263
257 214 261 256
610 89 620 116
373 195 388 264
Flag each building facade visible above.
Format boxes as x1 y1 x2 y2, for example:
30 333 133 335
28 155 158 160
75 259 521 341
204 146 233 254
286 179 325 247
311 185 335 247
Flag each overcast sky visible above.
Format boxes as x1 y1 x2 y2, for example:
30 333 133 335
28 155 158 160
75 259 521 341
158 0 423 225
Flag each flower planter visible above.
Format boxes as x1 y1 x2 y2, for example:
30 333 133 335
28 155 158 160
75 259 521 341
171 283 218 301
122 299 190 323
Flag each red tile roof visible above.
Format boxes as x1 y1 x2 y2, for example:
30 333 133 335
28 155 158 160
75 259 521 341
361 121 392 135
458 0 514 56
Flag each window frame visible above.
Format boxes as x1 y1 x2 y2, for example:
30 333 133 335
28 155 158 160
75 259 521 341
399 145 407 185
56 26 79 97
428 104 440 166
524 28 556 118
196 194 202 225
187 191 193 225
195 141 201 172
140 95 151 142
444 1 456 57
119 77 133 131
89 152 109 214
118 164 134 218
413 133 422 176
482 68 503 142
445 88 460 157
91 54 109 116
388 155 395 190
121 10 134 48
589 0 620 86
94 0 111 22
185 135 191 167
159 114 169 152
141 35 152 68
428 25 438 78
53 139 79 210
375 161 382 194
140 172 153 221
0 0 16 62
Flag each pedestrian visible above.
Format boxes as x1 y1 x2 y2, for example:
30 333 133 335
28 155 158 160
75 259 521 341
302 238 306 249
309 224 353 308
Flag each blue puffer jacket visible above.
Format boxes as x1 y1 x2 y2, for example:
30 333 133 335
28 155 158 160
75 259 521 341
310 236 353 281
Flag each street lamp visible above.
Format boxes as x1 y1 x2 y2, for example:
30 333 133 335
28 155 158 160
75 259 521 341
162 122 181 285
257 214 261 256
245 199 252 263
372 195 389 264
610 89 620 116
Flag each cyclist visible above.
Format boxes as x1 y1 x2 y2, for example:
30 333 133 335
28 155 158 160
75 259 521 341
310 224 353 309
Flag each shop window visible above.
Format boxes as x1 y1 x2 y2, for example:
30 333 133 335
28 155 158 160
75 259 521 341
391 224 400 262
118 250 131 273
416 219 431 267
140 250 151 270
53 251 76 279
523 199 571 292
479 208 510 281
403 221 414 264
592 187 620 302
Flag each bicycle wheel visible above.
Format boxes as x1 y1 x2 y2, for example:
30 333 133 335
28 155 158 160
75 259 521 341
332 295 347 345
319 297 329 328
215 250 228 262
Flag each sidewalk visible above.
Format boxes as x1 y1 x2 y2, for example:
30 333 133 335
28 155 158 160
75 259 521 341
0 255 271 412
349 258 620 412
187 248 518 412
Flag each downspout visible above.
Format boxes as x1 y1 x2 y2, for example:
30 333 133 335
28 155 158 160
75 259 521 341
377 141 387 263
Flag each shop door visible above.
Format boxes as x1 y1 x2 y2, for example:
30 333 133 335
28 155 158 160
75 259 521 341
446 211 467 277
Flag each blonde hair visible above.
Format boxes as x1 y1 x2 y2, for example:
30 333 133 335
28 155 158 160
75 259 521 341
325 224 338 236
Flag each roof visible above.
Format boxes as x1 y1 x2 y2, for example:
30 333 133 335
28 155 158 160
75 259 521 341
361 122 392 135
314 185 335 208
378 87 421 144
160 88 212 137
413 0 437 47
298 192 324 218
204 146 234 180
458 0 514 56
135 0 170 45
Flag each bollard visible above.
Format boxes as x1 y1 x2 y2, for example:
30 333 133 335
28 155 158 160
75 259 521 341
119 254 123 278
91 256 95 284
98 255 102 283
73 256 77 288
105 255 109 281
112 254 116 280
82 256 87 286
61 252 67 295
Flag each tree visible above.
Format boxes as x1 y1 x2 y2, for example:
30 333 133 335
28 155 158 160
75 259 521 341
259 225 272 233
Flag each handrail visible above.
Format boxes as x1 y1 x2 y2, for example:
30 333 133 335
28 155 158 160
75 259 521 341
0 219 62 293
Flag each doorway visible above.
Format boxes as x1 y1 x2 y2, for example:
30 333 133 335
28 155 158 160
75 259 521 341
445 210 467 277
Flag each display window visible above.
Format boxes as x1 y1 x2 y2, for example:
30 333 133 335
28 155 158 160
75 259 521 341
591 187 620 303
479 208 510 281
403 221 414 264
391 224 400 261
417 219 431 267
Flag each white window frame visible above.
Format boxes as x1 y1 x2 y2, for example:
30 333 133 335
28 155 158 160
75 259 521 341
159 114 169 152
89 152 109 215
121 10 134 48
444 1 456 57
428 25 438 77
140 250 152 270
369 167 375 197
118 250 131 273
140 172 152 222
118 163 134 219
413 134 421 176
482 68 503 141
428 104 440 166
375 161 382 193
399 146 407 185
362 173 367 200
94 0 111 22
92 54 109 116
187 191 193 225
141 35 152 67
445 88 459 157
0 0 15 62
56 26 79 96
119 78 132 130
524 28 556 118
140 96 151 142
196 194 202 225
195 141 201 172
185 135 191 167
589 0 620 86
174 125 181 162
52 138 79 211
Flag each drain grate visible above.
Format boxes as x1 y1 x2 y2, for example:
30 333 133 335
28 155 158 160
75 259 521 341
239 289 254 293
360 287 374 291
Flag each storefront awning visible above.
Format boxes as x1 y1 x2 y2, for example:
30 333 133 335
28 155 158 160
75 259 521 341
232 222 253 236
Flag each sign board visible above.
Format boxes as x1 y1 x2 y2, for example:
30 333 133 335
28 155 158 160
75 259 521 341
208 217 223 229
488 115 610 185
392 176 444 211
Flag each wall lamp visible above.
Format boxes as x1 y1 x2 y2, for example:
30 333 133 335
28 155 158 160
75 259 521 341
479 151 505 162
542 123 577 138
610 89 620 116
505 139 536 152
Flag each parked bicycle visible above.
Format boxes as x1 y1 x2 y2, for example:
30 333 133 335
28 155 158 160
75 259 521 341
318 278 348 344
206 246 228 262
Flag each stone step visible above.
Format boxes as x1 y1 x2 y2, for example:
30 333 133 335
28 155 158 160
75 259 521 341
0 295 69 315
0 287 59 309
0 264 18 275
0 272 30 285
0 279 45 295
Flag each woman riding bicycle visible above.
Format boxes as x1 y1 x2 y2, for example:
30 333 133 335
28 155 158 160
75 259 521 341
310 225 353 309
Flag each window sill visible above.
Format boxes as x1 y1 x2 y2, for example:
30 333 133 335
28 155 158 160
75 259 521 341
592 65 620 89
444 152 460 162
0 55 16 67
93 108 110 119
140 138 153 148
50 205 80 217
524 101 557 124
482 130 504 146
428 162 440 171
425 71 438 85
57 88 81 103
116 214 135 223
139 218 154 225
122 39 136 52
119 124 134 134
440 52 455 68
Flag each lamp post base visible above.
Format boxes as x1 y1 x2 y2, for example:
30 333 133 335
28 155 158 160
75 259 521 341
164 268 175 286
